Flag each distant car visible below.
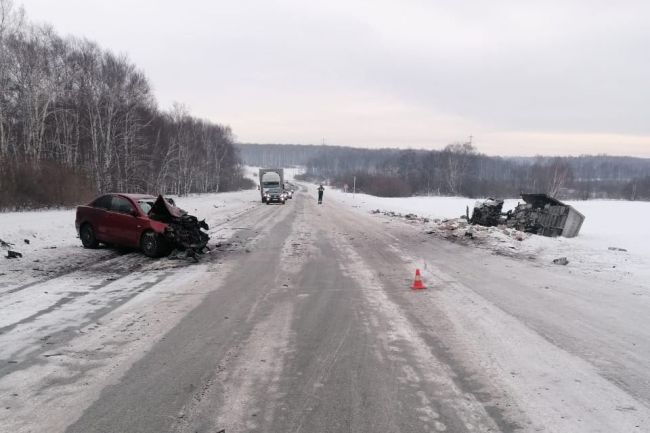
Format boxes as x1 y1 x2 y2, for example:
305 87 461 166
75 193 172 257
284 182 295 199
264 187 286 204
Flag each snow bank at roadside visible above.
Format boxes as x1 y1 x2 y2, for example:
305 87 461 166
0 189 259 293
326 187 650 289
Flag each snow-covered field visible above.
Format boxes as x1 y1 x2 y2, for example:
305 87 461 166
325 187 650 290
0 188 260 327
0 190 259 292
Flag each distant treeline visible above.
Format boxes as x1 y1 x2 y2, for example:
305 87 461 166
0 0 250 210
238 143 349 167
239 143 650 200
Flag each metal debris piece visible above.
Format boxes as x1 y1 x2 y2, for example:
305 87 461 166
553 257 569 265
470 198 504 227
6 251 22 259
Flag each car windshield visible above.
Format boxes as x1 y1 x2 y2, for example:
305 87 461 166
137 200 154 214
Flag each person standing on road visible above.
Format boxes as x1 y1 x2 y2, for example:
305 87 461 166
317 184 324 204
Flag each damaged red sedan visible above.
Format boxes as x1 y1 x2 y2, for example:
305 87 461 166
75 193 209 258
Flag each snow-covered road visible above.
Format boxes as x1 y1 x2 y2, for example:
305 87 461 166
0 185 648 432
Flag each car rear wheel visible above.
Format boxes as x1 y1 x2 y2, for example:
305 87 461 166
80 223 99 248
140 231 165 258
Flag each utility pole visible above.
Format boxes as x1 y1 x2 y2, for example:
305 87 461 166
353 176 356 199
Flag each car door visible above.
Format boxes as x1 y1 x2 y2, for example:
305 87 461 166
105 196 141 247
90 195 112 241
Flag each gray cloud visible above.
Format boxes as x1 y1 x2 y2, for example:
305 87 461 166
20 0 650 155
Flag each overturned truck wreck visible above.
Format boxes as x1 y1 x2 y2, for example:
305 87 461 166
149 195 210 258
506 194 585 238
471 194 585 238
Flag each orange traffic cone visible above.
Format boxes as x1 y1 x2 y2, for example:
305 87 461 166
411 269 426 290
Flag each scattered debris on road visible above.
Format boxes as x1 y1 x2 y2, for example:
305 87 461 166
368 200 589 267
371 208 539 260
371 209 430 223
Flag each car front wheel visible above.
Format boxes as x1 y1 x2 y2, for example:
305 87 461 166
140 231 165 258
80 223 99 248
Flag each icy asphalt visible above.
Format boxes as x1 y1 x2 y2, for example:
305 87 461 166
1 186 649 433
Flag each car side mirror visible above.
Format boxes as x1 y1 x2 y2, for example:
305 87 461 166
131 210 139 217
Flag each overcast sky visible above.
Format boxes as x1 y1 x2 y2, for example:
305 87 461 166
18 0 650 156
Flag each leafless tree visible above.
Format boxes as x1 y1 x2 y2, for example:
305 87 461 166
0 6 248 209
442 141 476 195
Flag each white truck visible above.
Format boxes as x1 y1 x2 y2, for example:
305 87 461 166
259 168 285 204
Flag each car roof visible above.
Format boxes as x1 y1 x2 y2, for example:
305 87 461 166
105 193 157 200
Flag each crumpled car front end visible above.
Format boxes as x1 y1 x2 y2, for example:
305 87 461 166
148 195 210 258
